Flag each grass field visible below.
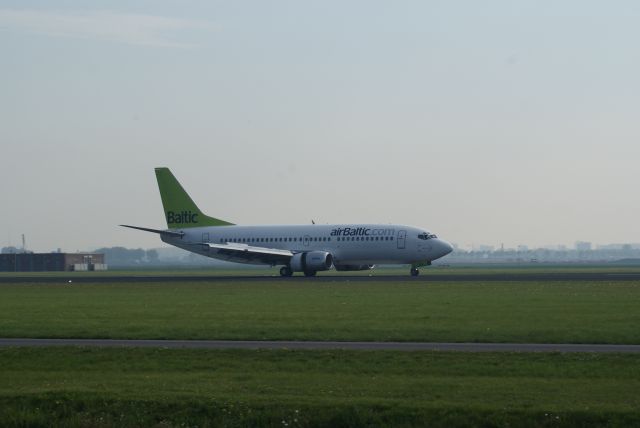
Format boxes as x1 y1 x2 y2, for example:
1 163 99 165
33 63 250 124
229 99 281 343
1 347 639 427
2 266 640 427
1 279 639 343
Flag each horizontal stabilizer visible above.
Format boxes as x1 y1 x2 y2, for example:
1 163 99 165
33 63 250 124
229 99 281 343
119 225 185 238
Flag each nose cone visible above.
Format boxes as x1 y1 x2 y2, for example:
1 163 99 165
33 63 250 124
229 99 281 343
434 239 454 259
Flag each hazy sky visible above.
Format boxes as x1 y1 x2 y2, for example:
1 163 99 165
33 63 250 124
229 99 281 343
1 1 639 252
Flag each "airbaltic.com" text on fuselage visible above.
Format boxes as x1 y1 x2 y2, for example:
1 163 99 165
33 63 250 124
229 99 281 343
330 227 395 237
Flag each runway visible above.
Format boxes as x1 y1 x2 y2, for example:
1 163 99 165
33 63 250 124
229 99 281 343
1 338 639 353
1 272 640 283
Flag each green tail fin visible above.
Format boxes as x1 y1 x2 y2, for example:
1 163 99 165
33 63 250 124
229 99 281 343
155 167 234 229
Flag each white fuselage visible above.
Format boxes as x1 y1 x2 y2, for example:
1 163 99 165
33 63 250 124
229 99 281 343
161 224 453 266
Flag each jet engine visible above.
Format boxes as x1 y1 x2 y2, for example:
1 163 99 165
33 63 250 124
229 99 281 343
334 264 375 271
290 251 333 272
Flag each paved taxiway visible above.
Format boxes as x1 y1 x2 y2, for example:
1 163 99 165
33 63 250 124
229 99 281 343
1 338 639 353
1 272 640 283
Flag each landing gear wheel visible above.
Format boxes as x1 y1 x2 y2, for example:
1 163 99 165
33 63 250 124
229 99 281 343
303 270 317 277
410 267 420 277
280 266 293 277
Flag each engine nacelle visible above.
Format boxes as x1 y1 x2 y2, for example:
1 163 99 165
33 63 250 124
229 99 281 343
334 264 375 271
290 251 333 272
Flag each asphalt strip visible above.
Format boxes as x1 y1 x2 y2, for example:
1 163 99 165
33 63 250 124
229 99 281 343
1 338 639 353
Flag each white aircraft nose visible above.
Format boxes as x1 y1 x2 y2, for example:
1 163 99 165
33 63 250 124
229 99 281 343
435 239 454 259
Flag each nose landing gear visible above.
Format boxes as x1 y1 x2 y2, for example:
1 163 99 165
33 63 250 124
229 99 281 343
410 261 430 277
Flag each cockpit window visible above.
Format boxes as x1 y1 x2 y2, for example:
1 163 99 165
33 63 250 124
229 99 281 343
418 233 438 240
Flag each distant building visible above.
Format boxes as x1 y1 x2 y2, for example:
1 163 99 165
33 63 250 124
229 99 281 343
0 253 107 272
473 245 494 252
575 241 592 251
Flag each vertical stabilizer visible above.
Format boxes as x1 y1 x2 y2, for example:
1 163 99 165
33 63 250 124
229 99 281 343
155 167 234 229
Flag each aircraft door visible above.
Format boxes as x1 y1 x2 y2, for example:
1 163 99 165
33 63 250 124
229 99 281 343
397 230 406 249
303 235 311 246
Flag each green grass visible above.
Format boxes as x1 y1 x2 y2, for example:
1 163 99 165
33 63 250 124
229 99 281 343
3 268 640 427
1 347 639 427
1 279 640 343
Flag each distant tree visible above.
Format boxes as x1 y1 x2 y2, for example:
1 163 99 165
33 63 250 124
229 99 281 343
94 247 147 266
146 249 159 264
1 246 19 254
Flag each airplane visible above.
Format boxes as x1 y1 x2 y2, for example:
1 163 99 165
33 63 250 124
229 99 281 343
121 168 453 277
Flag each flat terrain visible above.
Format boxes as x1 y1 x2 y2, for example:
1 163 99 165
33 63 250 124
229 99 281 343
4 338 640 353
1 266 639 427
1 277 639 343
2 264 640 282
1 347 639 427
2 264 640 277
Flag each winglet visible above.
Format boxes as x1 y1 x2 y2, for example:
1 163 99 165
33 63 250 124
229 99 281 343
155 168 234 229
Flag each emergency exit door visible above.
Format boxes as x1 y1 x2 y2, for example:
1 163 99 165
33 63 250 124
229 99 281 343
397 230 406 249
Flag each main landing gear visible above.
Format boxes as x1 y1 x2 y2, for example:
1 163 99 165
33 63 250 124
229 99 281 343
279 266 293 277
279 266 317 277
410 267 420 277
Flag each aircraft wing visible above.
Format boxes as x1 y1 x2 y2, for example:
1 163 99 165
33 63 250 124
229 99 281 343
197 242 294 265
